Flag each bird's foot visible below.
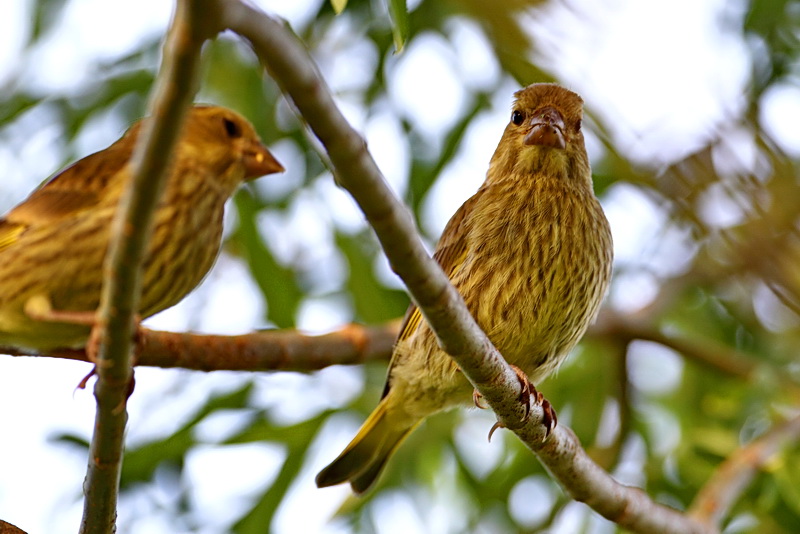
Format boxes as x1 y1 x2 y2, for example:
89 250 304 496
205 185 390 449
76 323 142 404
25 296 141 399
475 364 557 442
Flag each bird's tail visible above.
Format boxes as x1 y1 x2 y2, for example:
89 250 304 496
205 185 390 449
315 396 419 494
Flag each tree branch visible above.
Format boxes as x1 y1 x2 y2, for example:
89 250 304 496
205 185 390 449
689 414 800 527
79 1 220 531
215 2 711 532
1 323 397 372
0 307 772 385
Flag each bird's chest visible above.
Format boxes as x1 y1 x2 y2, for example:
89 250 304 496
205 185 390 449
461 187 598 363
138 195 226 316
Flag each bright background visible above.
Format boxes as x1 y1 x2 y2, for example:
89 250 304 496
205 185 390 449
1 0 800 533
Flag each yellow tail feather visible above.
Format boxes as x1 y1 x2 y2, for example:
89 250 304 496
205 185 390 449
316 396 419 494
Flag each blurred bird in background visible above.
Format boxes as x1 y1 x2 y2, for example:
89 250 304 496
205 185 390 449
0 105 283 353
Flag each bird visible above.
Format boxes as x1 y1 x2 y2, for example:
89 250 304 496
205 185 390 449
315 83 613 494
0 105 283 352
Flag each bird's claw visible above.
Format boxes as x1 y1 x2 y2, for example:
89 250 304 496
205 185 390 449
476 364 558 442
538 393 557 439
70 312 143 402
510 364 532 420
76 368 95 391
473 389 488 409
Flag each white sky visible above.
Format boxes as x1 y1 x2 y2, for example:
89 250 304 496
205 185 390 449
0 0 795 533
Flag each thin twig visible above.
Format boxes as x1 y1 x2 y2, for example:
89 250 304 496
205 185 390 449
216 2 711 532
1 323 398 371
689 414 800 527
138 323 397 371
78 1 220 532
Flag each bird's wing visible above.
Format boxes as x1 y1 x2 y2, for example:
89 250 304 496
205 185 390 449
0 185 103 252
381 191 481 398
4 142 131 229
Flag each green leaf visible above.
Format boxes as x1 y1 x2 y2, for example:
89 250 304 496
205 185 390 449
330 0 348 14
407 91 492 218
335 230 409 323
231 413 329 533
232 192 302 328
119 383 255 486
29 0 69 44
51 382 257 489
386 0 409 52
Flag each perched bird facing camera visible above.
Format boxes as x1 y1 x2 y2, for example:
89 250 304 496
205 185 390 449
316 83 613 494
0 105 283 352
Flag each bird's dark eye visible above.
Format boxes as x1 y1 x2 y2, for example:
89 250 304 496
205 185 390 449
576 118 582 131
223 117 242 138
511 110 525 126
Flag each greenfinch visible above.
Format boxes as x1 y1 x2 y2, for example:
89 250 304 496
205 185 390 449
316 83 613 494
0 105 283 351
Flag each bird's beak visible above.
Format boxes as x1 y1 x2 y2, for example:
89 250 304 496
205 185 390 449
243 142 284 180
523 106 566 149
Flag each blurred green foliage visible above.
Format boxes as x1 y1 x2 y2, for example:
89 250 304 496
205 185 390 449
3 0 800 533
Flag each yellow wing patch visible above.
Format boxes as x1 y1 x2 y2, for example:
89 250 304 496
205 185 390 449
398 307 423 342
0 220 26 252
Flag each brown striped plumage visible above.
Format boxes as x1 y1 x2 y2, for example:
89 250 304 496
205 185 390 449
0 105 283 351
316 84 613 494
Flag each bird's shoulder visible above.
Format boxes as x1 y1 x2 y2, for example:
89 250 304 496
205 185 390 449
5 140 132 229
432 190 485 275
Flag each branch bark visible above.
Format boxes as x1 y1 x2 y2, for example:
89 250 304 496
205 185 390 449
214 2 712 532
1 323 397 371
79 0 219 531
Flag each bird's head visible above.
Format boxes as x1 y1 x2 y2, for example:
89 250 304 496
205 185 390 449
488 83 590 186
119 105 284 199
181 105 284 184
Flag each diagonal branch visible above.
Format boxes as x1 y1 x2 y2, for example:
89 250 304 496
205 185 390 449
215 2 711 532
79 0 222 532
689 414 800 527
